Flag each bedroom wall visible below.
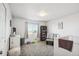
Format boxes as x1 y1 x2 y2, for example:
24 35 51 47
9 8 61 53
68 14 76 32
12 17 46 38
47 12 79 37
12 18 26 38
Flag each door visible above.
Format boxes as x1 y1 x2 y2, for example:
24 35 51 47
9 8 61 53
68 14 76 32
0 4 6 55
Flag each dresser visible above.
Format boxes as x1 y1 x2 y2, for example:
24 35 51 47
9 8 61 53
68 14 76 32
8 35 20 56
10 35 20 49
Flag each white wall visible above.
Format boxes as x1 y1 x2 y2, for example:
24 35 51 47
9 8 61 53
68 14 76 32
12 17 46 38
47 13 79 37
12 18 26 38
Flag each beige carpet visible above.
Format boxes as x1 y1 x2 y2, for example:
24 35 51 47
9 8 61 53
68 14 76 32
21 41 54 56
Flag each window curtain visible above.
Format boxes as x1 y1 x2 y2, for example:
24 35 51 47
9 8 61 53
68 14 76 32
24 22 28 39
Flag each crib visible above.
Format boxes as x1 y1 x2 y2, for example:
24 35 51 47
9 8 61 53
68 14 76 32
54 35 79 56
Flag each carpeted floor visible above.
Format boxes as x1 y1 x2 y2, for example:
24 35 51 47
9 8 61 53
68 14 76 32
20 41 54 56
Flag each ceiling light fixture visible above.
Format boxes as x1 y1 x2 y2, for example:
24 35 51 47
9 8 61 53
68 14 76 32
39 10 48 17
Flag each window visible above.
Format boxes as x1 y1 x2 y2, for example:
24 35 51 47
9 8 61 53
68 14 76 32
28 23 38 40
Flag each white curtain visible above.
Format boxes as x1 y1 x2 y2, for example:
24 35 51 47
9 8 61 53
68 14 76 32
24 22 28 39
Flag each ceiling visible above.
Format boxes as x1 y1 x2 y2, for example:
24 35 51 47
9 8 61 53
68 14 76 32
9 3 79 21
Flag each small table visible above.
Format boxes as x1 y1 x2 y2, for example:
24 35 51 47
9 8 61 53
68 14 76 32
46 38 54 46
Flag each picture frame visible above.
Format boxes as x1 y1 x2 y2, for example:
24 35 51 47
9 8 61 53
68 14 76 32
58 22 63 29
